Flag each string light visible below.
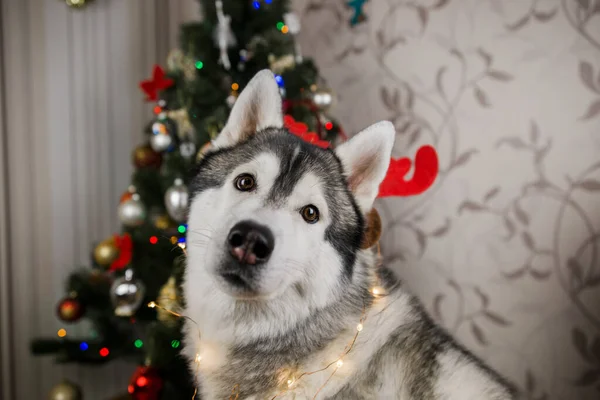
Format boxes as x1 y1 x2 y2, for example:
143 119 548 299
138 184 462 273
137 376 148 387
195 354 202 363
178 242 187 255
149 236 158 244
79 342 89 351
276 22 284 30
57 329 67 338
171 340 181 349
252 1 260 9
153 106 162 114
170 236 178 244
178 225 187 234
134 339 144 348
274 75 284 87
231 83 239 91
195 61 204 70
281 25 289 34
336 359 343 368
99 347 110 357
325 121 333 130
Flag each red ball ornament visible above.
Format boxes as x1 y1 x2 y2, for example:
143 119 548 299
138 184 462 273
128 366 164 400
132 145 162 169
57 297 85 323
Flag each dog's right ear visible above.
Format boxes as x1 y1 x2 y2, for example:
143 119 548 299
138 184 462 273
212 70 283 149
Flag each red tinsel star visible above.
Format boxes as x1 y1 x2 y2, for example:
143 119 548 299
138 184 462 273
284 115 330 149
139 65 174 102
110 233 133 271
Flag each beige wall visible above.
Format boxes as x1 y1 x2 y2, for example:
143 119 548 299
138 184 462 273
294 1 600 399
1 0 599 399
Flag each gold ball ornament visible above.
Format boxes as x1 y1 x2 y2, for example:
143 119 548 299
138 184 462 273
157 276 181 326
65 0 88 8
154 214 173 230
94 238 119 266
48 380 82 400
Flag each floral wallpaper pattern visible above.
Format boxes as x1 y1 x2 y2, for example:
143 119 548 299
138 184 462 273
296 0 600 399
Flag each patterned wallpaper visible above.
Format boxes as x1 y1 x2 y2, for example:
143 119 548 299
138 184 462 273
296 0 600 399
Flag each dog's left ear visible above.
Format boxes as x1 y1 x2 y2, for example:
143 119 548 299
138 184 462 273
335 121 396 212
212 70 283 149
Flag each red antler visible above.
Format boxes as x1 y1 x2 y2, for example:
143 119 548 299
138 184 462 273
377 145 439 197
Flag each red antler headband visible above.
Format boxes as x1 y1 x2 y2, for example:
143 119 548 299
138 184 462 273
283 114 439 198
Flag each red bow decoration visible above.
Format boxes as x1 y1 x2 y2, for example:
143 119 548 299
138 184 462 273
139 65 174 102
110 233 133 271
284 115 330 149
378 145 438 197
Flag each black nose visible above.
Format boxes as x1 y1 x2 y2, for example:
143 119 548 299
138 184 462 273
227 220 274 265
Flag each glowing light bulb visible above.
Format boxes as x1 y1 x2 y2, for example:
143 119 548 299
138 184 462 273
178 243 186 250
356 323 363 332
195 354 202 363
287 379 294 387
336 359 343 368
231 83 239 91
148 301 157 308
371 286 385 296
57 329 67 338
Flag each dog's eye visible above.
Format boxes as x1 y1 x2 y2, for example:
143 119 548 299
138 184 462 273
300 205 319 224
234 174 256 191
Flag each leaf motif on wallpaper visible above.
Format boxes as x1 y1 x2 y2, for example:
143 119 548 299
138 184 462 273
414 228 427 257
407 127 422 148
430 218 451 237
574 179 600 191
474 287 490 308
474 86 491 107
450 149 478 170
526 370 536 393
530 267 552 280
591 337 600 361
470 323 488 345
432 294 444 322
533 9 558 22
514 200 530 225
529 121 540 144
574 370 600 386
568 258 584 288
496 136 528 150
483 187 500 203
579 61 597 92
579 100 600 120
458 201 487 214
436 66 447 98
502 216 516 240
433 0 450 9
503 266 527 280
416 6 428 30
476 48 493 67
487 70 514 81
573 327 592 362
521 232 536 250
483 311 511 326
505 14 530 31
380 86 399 111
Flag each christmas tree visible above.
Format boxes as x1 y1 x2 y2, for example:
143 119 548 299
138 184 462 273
31 1 346 399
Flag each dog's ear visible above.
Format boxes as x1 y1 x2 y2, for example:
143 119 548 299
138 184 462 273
335 121 396 212
212 70 283 149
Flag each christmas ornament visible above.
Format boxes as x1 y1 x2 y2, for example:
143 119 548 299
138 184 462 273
166 48 184 71
347 0 368 26
94 238 119 266
164 178 189 222
154 214 173 230
57 297 85 323
111 269 145 317
127 366 164 400
64 0 89 9
196 141 214 162
284 115 330 149
226 93 237 108
48 380 82 400
150 120 176 152
268 54 296 74
179 140 197 160
283 12 303 62
118 193 147 227
311 88 334 111
166 108 194 140
378 145 439 197
214 0 236 70
132 145 162 168
109 233 133 272
120 185 137 204
139 65 174 102
157 276 181 326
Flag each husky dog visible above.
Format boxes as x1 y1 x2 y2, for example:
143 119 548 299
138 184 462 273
182 70 515 399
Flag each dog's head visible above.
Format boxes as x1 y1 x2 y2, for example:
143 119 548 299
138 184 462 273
187 70 395 304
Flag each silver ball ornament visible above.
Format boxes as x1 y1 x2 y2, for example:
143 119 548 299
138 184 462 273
150 121 174 152
226 94 237 108
110 269 145 317
312 89 333 111
118 193 146 227
180 141 197 160
164 178 189 222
